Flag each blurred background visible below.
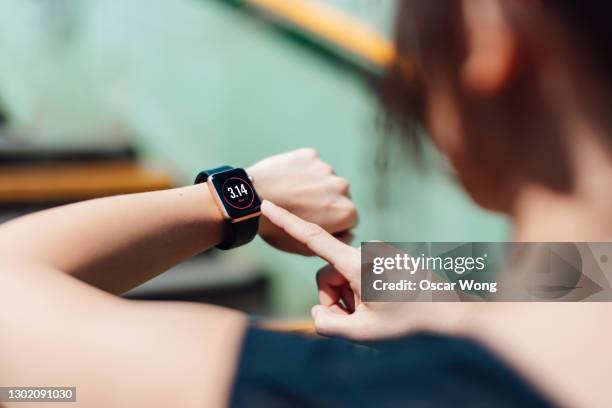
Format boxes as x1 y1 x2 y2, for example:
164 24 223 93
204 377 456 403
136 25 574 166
0 0 508 318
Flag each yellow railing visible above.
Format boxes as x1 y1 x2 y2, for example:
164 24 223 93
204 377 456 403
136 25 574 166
247 0 395 69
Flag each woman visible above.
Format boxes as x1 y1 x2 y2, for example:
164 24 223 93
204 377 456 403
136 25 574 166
2 0 611 406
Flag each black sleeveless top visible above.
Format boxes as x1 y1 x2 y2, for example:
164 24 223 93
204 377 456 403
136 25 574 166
230 327 555 408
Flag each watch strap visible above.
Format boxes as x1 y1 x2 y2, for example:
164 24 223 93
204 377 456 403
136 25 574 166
194 166 233 184
216 216 260 250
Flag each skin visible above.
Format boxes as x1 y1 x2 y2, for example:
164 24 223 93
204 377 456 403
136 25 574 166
0 148 356 408
259 1 612 407
2 1 612 407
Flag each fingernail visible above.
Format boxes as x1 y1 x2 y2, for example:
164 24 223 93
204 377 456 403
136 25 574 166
261 200 275 210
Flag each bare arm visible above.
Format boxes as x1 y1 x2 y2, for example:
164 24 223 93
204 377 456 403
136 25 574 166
0 185 224 294
0 184 247 408
0 148 356 295
0 265 247 408
0 149 357 407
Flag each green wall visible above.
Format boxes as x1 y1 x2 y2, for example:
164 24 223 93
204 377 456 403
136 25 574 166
0 0 509 316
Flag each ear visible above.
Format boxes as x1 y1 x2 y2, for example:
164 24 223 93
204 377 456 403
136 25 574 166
461 0 518 95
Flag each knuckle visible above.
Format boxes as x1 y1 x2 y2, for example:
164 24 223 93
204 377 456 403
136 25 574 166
314 315 354 339
335 177 350 193
298 147 318 158
315 327 330 337
303 222 324 241
336 199 357 222
321 163 334 174
314 318 333 336
345 201 357 217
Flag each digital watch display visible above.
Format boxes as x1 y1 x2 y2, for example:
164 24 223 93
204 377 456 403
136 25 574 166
195 166 261 249
208 168 261 221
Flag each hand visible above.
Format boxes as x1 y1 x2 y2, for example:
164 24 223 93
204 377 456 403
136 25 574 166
261 200 473 341
248 148 357 255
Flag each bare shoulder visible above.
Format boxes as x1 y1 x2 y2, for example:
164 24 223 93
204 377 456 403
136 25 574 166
468 303 612 408
0 266 247 408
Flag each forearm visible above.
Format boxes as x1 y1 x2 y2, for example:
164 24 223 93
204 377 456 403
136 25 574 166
0 148 358 294
0 184 224 294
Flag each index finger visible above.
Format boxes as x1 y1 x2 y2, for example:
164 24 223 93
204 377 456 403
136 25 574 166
260 200 356 266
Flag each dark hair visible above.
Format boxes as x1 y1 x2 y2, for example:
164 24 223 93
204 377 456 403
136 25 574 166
378 1 612 141
376 1 464 153
551 2 612 82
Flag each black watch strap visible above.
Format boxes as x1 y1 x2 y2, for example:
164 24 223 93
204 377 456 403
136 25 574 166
194 166 233 184
194 166 260 250
216 217 259 250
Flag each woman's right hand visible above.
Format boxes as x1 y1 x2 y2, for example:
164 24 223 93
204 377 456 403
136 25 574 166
261 200 470 341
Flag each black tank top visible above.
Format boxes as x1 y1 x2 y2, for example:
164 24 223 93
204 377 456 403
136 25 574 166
230 327 555 408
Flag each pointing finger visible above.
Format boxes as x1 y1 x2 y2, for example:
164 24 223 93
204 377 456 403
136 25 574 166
261 200 356 267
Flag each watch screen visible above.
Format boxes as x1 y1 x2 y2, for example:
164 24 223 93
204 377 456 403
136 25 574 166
210 168 261 219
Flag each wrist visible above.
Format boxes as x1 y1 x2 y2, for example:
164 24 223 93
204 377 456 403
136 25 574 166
246 165 263 197
185 184 225 238
246 165 270 236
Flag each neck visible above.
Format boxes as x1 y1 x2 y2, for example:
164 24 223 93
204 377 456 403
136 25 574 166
509 41 612 242
512 127 612 241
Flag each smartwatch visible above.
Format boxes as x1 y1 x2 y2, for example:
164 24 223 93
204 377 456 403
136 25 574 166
194 166 261 250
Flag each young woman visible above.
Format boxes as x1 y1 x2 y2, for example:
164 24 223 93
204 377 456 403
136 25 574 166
2 0 612 406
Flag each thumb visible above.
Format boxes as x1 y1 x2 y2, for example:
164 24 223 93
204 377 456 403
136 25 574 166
311 305 360 339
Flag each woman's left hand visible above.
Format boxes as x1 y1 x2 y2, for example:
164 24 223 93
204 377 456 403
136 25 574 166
248 148 357 255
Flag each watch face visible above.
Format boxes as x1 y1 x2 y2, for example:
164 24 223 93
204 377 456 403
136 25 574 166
210 168 261 220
